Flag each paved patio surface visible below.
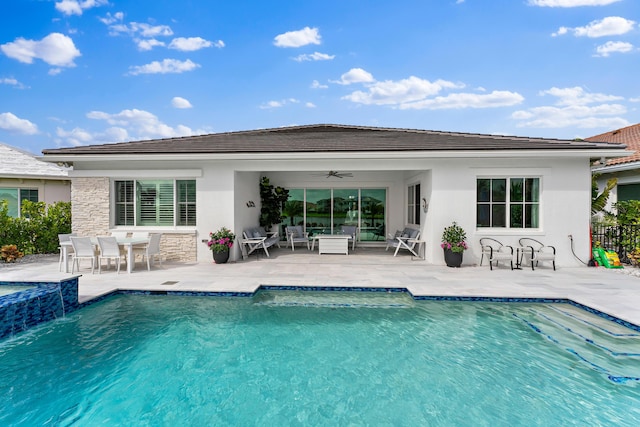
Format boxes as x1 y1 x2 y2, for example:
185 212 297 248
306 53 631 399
2 247 639 327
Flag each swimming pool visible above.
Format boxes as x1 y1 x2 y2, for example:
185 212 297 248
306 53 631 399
1 291 639 425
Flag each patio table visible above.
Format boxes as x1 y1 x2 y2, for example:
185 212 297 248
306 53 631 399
60 237 149 274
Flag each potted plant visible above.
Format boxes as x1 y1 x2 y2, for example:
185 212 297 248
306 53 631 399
441 221 468 267
208 227 236 264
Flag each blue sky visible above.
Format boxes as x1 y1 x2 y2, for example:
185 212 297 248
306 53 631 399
1 0 638 155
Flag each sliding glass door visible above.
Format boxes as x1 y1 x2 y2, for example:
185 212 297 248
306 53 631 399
283 188 386 242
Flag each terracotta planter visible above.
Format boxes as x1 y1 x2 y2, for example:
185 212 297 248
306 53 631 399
443 249 463 268
212 250 230 264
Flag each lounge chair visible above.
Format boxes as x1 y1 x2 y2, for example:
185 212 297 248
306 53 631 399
479 238 514 270
285 225 310 251
241 226 280 259
340 225 358 250
518 238 556 271
70 236 97 274
386 227 421 257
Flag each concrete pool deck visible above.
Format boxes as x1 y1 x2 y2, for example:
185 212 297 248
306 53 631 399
2 247 639 327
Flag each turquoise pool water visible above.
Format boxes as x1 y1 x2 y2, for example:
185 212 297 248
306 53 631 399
1 291 639 426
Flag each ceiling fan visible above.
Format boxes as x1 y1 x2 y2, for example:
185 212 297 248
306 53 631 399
312 170 354 179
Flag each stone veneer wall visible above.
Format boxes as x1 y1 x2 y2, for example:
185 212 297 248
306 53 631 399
71 177 111 237
71 177 196 262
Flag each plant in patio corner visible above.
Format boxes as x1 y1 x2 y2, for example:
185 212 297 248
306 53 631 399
207 227 236 253
441 221 468 253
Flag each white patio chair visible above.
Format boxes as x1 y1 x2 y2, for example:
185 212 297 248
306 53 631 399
340 225 358 250
97 236 123 274
285 225 310 251
58 233 75 272
109 231 129 239
70 236 97 274
519 238 556 271
140 233 162 270
131 232 151 264
480 238 514 270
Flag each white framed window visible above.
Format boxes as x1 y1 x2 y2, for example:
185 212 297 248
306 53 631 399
407 183 420 225
477 177 539 228
114 179 196 226
0 188 38 217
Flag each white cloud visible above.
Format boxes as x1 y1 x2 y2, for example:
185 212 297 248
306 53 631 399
107 21 173 38
274 27 321 48
398 91 524 110
552 16 635 37
0 112 38 134
0 33 81 67
48 68 63 76
529 0 622 6
512 86 630 129
128 59 200 75
136 38 165 51
333 68 375 85
172 96 193 109
259 99 301 109
55 0 108 16
55 126 94 146
305 102 316 108
342 76 465 106
540 87 623 105
85 108 199 140
311 80 328 89
99 12 124 25
169 37 217 51
293 52 335 62
595 41 634 57
0 77 26 89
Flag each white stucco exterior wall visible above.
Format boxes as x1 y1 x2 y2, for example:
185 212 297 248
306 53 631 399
65 151 593 267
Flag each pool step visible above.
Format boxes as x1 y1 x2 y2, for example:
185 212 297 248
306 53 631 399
514 304 640 384
252 290 414 308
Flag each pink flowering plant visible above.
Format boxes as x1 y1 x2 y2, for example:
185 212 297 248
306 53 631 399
441 221 468 253
208 227 236 253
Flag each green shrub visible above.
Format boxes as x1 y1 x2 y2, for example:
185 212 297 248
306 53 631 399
0 200 71 255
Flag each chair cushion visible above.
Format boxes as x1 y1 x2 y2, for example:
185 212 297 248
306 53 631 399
253 231 262 239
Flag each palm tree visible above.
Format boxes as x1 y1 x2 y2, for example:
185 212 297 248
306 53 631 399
592 173 617 216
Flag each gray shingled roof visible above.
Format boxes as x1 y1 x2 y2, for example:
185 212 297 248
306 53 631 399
41 124 623 155
1 143 69 178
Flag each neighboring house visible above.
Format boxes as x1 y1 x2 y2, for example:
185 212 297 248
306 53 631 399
588 123 640 208
0 142 70 217
40 124 627 266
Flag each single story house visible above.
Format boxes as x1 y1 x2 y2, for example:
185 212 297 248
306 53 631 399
588 123 640 206
40 124 627 266
1 142 70 217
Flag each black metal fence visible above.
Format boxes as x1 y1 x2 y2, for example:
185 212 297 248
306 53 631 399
591 223 640 264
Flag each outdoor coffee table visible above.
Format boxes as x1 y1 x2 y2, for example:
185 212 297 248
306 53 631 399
311 235 351 255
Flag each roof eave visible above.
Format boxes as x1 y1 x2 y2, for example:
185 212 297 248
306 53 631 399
40 148 630 163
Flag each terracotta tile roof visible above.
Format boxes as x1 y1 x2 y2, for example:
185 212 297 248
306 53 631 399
41 124 623 156
586 123 640 167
